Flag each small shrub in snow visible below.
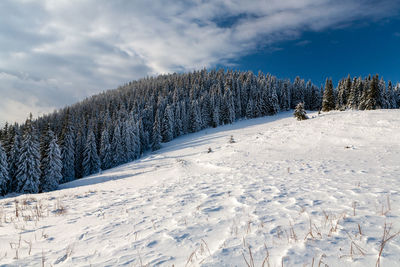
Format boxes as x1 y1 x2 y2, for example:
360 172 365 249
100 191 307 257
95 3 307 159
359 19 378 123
294 103 309 121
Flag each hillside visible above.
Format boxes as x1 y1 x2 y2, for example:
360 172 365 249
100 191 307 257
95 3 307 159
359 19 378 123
1 70 399 197
1 110 400 266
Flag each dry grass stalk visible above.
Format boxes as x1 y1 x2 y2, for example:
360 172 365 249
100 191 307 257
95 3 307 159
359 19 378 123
352 201 357 216
376 222 400 267
242 245 255 267
261 243 270 267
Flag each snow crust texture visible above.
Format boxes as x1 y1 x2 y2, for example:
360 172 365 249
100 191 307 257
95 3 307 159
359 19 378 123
1 110 400 266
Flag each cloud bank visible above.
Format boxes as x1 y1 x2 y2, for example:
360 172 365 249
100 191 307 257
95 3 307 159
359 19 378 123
0 0 398 123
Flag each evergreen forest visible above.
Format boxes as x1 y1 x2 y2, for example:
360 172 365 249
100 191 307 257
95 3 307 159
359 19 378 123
0 69 399 195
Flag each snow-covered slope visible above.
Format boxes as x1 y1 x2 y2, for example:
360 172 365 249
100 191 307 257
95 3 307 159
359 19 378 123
1 110 400 266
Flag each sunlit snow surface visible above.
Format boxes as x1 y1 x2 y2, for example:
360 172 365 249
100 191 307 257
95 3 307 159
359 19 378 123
1 110 400 266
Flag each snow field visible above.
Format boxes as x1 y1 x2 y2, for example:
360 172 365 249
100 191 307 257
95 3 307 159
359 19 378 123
0 110 400 266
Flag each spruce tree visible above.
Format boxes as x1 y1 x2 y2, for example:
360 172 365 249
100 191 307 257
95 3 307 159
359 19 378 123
60 114 75 183
322 78 335 112
246 99 254 118
189 100 202 132
0 142 9 195
161 105 174 142
17 114 41 194
100 127 112 170
41 130 62 192
8 129 21 192
74 127 86 179
83 128 100 176
294 102 308 121
347 77 359 109
152 110 162 151
111 122 124 167
365 74 380 110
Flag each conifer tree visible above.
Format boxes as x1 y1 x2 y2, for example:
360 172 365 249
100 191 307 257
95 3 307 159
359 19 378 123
347 77 359 109
294 102 308 121
161 105 174 142
322 78 335 112
83 128 100 176
387 81 397 109
41 130 62 192
246 99 254 118
100 127 112 170
16 114 41 193
280 81 291 111
366 74 380 110
74 127 86 179
8 129 21 192
111 122 124 167
0 142 9 195
152 110 162 151
60 113 75 183
174 103 183 137
189 100 202 132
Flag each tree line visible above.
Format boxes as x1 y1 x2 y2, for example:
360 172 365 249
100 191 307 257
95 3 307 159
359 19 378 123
0 69 399 195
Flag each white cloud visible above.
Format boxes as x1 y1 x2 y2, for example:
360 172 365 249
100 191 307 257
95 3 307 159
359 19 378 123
0 0 398 123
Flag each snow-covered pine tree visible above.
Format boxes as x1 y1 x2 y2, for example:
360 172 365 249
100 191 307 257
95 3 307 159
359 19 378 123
189 100 202 132
60 112 75 183
161 105 174 142
39 123 51 187
386 81 398 109
379 77 388 109
347 77 359 109
41 130 62 192
111 121 124 167
8 128 21 192
16 114 41 193
174 103 183 137
291 77 305 109
137 118 149 154
280 81 291 111
74 126 86 179
337 75 351 110
246 99 255 118
83 128 100 177
210 89 220 128
132 122 141 159
100 126 112 170
126 120 137 161
152 110 162 151
0 142 9 195
268 87 279 115
294 102 308 121
309 85 321 111
322 78 335 112
365 74 380 110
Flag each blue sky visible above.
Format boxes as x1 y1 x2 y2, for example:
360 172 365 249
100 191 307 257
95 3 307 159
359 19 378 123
232 18 400 87
0 0 399 123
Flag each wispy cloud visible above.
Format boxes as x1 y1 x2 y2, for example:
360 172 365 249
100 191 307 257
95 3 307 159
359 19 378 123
0 0 398 123
295 40 312 46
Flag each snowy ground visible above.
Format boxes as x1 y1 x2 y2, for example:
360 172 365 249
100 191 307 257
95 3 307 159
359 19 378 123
1 110 400 266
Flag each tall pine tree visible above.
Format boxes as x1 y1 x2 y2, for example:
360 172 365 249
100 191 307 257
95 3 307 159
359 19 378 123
365 74 380 110
100 126 112 170
152 110 162 151
83 128 100 177
8 128 21 192
322 78 335 112
60 112 75 183
16 114 41 193
41 130 62 192
0 142 9 195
